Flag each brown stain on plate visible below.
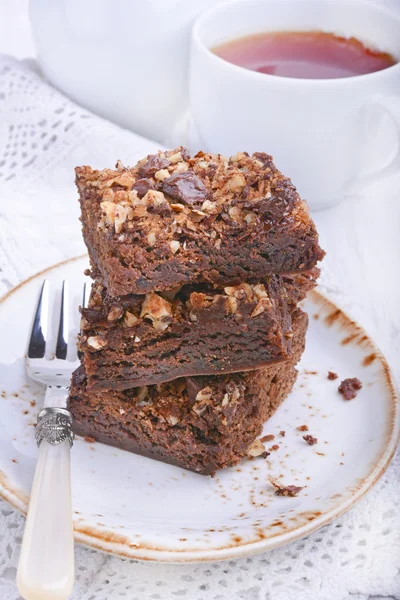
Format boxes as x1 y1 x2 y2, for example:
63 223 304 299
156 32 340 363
324 308 341 326
341 333 359 346
363 353 377 367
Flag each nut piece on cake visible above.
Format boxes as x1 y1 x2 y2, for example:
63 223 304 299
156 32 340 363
76 147 325 297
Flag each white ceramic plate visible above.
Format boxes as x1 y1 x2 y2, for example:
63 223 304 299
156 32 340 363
0 256 398 562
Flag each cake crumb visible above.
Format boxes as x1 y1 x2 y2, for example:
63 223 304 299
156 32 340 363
279 430 286 437
247 439 269 459
338 377 362 400
84 436 96 443
303 434 318 445
270 479 304 497
269 444 280 451
30 400 36 407
261 434 275 442
327 371 338 380
296 424 309 432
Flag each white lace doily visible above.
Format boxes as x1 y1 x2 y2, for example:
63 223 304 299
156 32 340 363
0 55 399 600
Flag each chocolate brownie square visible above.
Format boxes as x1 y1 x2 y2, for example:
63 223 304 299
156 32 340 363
70 310 307 475
76 148 324 297
79 271 316 390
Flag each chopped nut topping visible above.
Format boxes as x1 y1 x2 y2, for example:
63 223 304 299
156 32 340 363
169 151 183 164
201 200 218 214
169 240 181 254
190 209 207 222
100 201 116 226
86 335 107 350
167 415 179 426
154 168 170 182
140 293 172 321
170 203 185 212
147 231 157 247
224 283 253 301
221 393 229 407
225 296 238 315
107 305 123 321
195 387 212 402
230 152 248 162
119 408 125 415
172 161 189 174
123 311 139 328
246 439 269 458
142 189 165 207
223 172 246 193
114 204 130 233
251 297 272 318
253 284 269 300
192 403 208 417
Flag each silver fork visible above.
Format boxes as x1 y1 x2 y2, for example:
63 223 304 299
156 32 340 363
17 280 86 600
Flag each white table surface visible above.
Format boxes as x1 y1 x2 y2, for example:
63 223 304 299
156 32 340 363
0 1 399 599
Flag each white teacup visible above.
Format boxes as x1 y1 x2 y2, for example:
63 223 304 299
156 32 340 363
190 0 400 209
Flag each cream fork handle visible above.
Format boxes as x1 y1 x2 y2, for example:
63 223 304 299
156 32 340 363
17 432 74 599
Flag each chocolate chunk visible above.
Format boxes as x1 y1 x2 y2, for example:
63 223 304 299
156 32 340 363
253 152 274 168
180 147 191 161
303 434 318 445
132 178 155 198
185 376 209 403
161 172 208 206
139 155 169 178
81 307 105 324
338 377 362 400
152 203 172 216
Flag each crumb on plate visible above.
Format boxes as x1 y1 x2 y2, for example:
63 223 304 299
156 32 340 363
338 377 362 400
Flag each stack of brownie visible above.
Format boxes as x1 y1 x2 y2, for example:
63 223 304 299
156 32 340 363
69 147 324 475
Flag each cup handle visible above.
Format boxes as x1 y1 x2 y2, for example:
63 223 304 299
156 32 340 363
350 96 400 193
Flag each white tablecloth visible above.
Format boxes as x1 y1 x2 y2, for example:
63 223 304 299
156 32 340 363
0 5 399 599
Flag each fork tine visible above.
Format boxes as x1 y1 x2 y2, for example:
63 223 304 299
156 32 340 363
28 281 50 359
82 282 89 309
55 280 68 360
